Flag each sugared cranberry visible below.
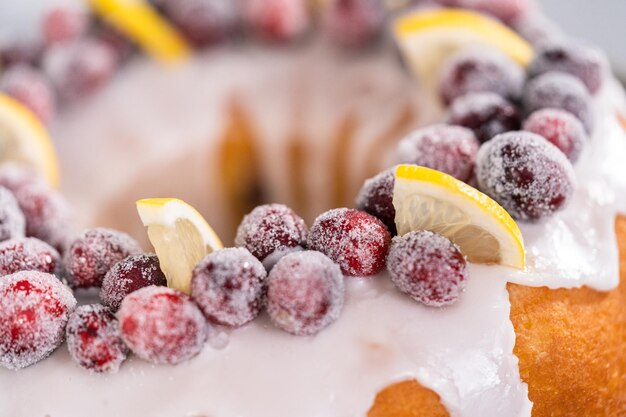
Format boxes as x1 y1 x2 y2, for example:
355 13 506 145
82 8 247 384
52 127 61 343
156 0 239 47
66 304 128 373
0 163 41 195
355 168 396 235
42 37 119 101
387 230 468 307
117 286 207 365
396 124 480 182
528 40 605 95
65 228 142 289
0 271 76 369
91 21 136 63
12 182 72 252
191 247 266 327
100 254 167 312
0 42 41 67
447 92 521 143
243 0 310 43
0 238 60 277
523 71 593 133
321 0 385 48
267 251 344 336
438 46 524 105
307 208 390 276
523 108 587 162
0 186 25 243
42 6 89 46
436 0 532 23
235 204 307 261
0 65 56 125
476 131 576 221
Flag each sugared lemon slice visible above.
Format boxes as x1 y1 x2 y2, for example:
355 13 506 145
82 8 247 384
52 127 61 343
0 94 59 187
89 0 190 63
136 198 223 294
394 8 533 89
393 164 525 269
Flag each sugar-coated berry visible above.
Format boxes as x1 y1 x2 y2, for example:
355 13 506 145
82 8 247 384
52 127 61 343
355 168 396 235
0 42 41 67
476 131 576 221
0 186 25 242
66 304 128 373
0 238 60 277
523 71 593 133
307 208 390 276
0 65 56 125
155 0 239 47
436 0 532 23
528 40 605 95
235 204 307 261
0 271 76 369
321 0 385 48
243 0 310 43
267 251 344 336
523 108 587 162
191 247 266 327
41 6 89 46
42 37 119 101
66 228 142 289
117 286 207 365
100 254 167 312
438 46 524 105
12 182 72 252
387 230 468 307
447 92 521 143
396 124 480 183
0 163 42 195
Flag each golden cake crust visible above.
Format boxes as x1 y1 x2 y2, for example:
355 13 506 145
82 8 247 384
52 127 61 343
368 215 626 417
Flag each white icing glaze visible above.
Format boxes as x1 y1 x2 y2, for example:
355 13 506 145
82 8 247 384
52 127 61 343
0 36 625 417
0 266 530 417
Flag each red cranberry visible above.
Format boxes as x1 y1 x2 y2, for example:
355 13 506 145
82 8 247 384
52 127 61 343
191 247 266 327
0 65 56 125
42 37 119 101
267 251 344 336
387 230 468 307
476 131 576 221
117 286 207 365
355 168 396 235
42 6 89 46
0 238 60 277
65 228 142 289
523 108 587 162
0 163 42 195
66 304 128 373
235 204 307 261
307 208 390 276
100 254 167 312
447 92 521 143
528 40 605 95
12 182 72 253
243 0 310 43
438 46 524 105
321 0 385 48
396 124 480 182
0 186 25 242
436 0 532 23
156 0 239 47
523 71 593 133
0 271 76 369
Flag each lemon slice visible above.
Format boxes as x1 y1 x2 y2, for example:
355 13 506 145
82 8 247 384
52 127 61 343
0 94 59 187
394 8 533 90
393 164 525 269
136 198 223 294
89 0 190 63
